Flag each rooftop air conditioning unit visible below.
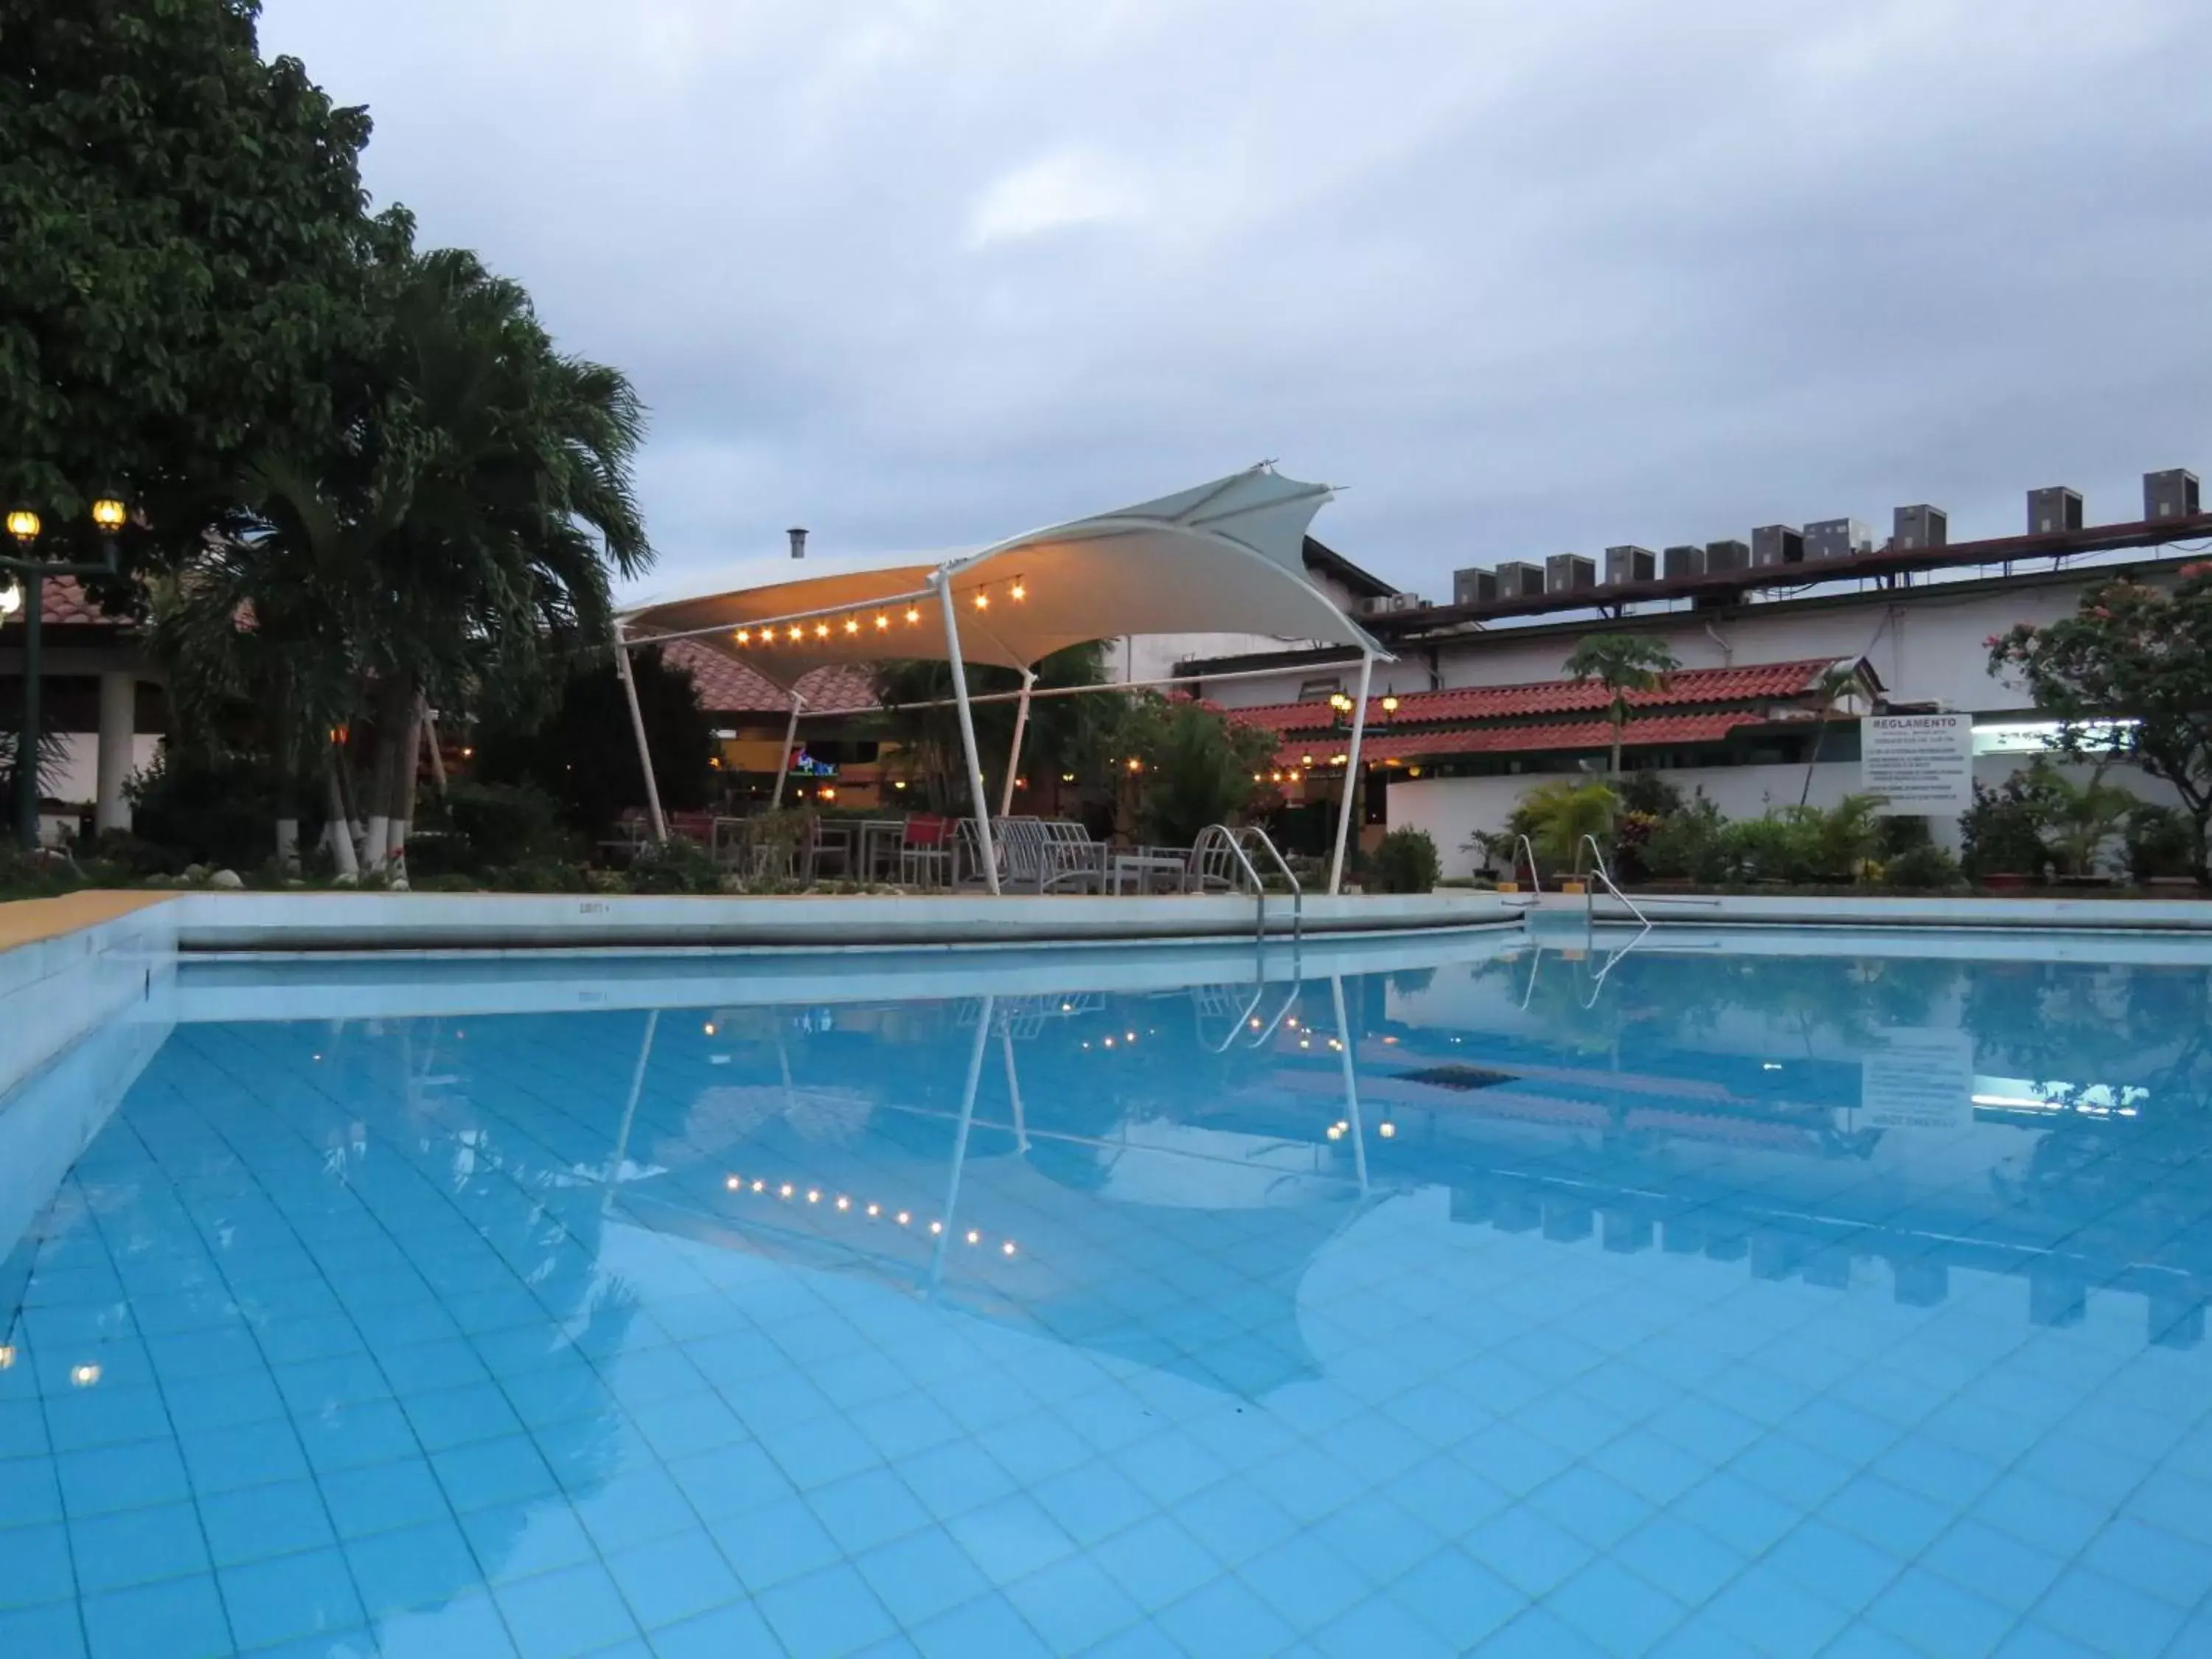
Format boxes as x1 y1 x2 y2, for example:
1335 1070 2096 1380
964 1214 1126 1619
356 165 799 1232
1384 592 1428 613
1893 504 1947 549
1663 544 1705 579
2145 468 2201 521
1751 525 1805 568
1545 553 1596 593
1603 545 1656 585
1804 518 1872 561
1492 560 1545 598
2028 487 2084 535
1704 538 1750 573
1453 567 1498 608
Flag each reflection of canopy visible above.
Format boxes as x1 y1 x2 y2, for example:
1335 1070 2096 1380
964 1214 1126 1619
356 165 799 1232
621 465 1382 682
652 1091 1362 1400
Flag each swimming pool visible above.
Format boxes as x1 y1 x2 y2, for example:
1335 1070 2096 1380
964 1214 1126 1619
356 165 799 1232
4 933 2211 1657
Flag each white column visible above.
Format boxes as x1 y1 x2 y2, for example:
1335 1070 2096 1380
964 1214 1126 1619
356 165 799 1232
1327 650 1374 894
998 670 1035 818
612 625 667 842
936 574 1001 894
769 693 804 810
94 670 135 834
1329 976 1368 1197
928 995 995 1298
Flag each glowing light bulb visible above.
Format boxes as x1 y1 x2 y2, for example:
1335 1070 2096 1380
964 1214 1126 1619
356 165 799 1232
787 625 803 641
844 617 860 635
867 1203 881 1217
779 1183 794 1198
973 591 990 610
965 1229 981 1245
815 622 830 639
735 629 751 645
1010 580 1026 600
836 1196 850 1211
896 1211 911 1225
1001 1241 1017 1257
875 613 890 630
905 607 920 624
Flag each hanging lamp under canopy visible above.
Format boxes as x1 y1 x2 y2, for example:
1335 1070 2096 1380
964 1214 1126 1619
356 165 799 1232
619 463 1385 681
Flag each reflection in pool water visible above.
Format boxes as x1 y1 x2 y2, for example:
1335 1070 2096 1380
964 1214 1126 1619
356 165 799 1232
3 940 2211 1656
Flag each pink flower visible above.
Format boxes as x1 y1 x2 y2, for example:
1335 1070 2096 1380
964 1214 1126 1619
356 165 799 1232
1983 634 2001 647
2181 560 2212 579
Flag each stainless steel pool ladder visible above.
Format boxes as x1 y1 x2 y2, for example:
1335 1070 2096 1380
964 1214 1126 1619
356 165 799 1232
1498 834 1543 908
1574 834 1652 1006
1194 824 1302 946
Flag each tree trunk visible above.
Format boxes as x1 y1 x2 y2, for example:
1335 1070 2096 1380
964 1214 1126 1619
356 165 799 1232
1800 717 1830 807
1608 714 1623 782
324 754 360 879
380 674 421 879
271 669 302 876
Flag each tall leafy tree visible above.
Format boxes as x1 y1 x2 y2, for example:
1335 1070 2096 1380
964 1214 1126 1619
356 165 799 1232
1798 661 1863 806
1990 566 2212 885
874 642 1117 813
0 0 396 571
1563 634 1681 779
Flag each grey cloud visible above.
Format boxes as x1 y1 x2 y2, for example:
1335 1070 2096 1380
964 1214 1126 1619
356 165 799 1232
262 0 2212 600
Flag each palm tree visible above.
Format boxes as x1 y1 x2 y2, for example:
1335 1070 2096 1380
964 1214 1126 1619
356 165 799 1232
874 641 1116 813
1518 778 1620 874
1798 661 1862 806
1563 634 1681 779
347 248 650 871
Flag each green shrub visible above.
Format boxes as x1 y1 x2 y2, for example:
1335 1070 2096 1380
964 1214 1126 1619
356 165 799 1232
1881 844 1965 890
1960 764 2064 879
1641 793 1729 883
1517 779 1618 872
1617 771 1686 818
484 856 595 893
1367 827 1440 894
431 779 571 872
2126 804 2196 881
126 751 289 871
626 837 723 894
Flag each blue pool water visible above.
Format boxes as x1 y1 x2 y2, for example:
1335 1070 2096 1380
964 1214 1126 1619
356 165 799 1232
4 936 2212 1658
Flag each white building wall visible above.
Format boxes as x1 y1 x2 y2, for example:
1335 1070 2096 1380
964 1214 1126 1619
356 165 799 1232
48 733 162 812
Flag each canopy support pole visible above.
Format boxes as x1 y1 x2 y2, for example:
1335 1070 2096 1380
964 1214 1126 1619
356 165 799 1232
1327 650 1374 894
936 574 1001 894
769 692 806 810
998 669 1036 818
613 624 667 843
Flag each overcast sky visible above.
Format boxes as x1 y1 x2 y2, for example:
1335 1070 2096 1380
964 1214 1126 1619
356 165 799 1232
262 0 2212 603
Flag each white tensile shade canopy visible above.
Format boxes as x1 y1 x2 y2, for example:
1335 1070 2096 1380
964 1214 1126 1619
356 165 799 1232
616 465 1388 894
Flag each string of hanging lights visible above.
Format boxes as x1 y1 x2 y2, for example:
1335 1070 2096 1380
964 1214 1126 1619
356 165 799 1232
727 574 1029 650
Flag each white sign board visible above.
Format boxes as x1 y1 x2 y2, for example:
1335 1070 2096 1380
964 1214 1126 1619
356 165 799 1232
1862 714 1974 813
1861 1028 1976 1131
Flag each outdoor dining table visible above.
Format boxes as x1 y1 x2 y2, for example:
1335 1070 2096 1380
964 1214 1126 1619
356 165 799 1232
856 819 908 883
1110 849 1190 895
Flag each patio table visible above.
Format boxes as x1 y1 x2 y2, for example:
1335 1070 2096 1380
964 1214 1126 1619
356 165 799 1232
1110 850 1190 895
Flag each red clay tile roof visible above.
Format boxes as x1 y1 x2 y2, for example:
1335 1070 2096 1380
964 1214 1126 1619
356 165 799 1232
659 638 880 717
1273 711 1764 768
30 575 115 627
1232 658 1837 737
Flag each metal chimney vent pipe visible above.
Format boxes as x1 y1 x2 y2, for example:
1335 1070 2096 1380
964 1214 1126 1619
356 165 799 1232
787 526 808 560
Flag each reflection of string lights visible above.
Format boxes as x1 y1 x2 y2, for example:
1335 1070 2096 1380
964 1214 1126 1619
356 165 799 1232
1379 1121 1397 1138
720 1173 1020 1258
0 1345 14 1370
71 1364 100 1388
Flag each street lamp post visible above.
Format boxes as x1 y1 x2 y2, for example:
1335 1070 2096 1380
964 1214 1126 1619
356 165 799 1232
4 497 126 849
